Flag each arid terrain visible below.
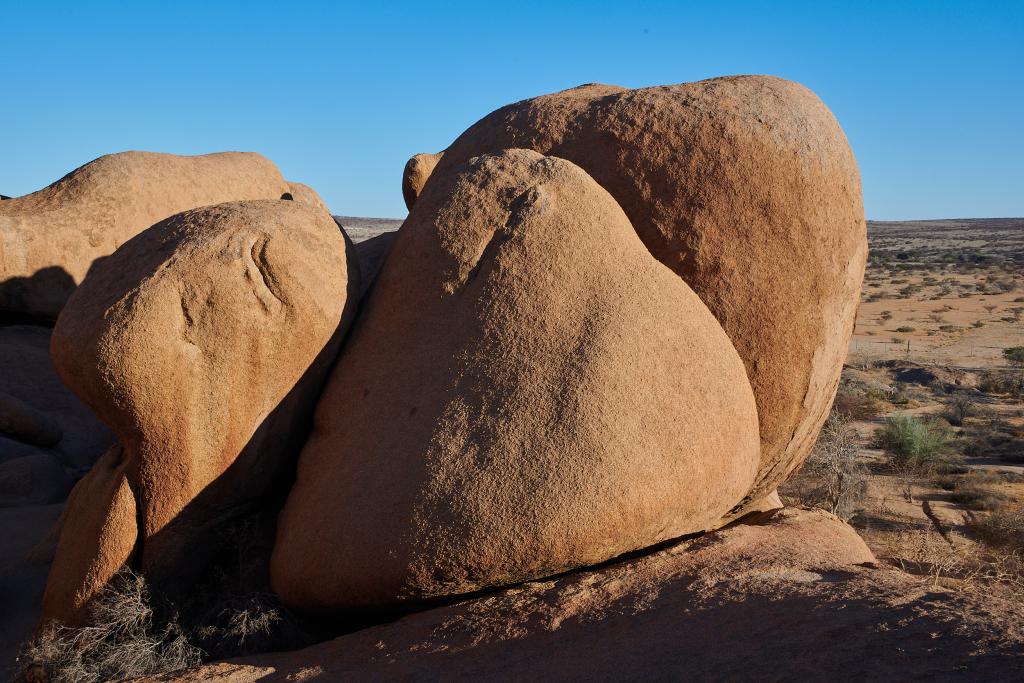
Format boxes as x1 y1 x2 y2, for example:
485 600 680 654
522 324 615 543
783 218 1024 617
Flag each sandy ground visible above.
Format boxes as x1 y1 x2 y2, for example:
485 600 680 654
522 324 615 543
850 218 1023 367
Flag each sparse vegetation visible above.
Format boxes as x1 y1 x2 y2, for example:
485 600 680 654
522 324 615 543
974 507 1024 554
978 369 1024 398
949 486 1011 510
876 414 952 470
943 394 975 427
895 326 915 333
783 414 867 520
17 569 201 683
832 385 888 421
1003 347 1024 367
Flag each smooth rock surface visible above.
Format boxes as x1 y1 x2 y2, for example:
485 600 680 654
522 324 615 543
285 182 331 214
40 446 136 626
273 150 759 609
407 76 868 511
401 152 442 210
0 151 292 319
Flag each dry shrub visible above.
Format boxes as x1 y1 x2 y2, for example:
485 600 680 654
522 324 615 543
978 369 1024 398
949 486 1011 510
889 528 1024 596
190 592 288 659
783 414 867 521
833 386 887 421
943 394 975 426
959 413 1024 461
16 569 201 683
975 507 1024 554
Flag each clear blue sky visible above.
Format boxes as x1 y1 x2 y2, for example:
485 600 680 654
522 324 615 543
2 1 1021 220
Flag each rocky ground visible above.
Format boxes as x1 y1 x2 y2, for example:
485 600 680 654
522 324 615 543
152 508 1024 681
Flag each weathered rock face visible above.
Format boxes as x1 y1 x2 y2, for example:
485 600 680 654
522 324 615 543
43 199 359 625
272 150 759 610
401 152 443 210
0 151 292 320
405 76 867 510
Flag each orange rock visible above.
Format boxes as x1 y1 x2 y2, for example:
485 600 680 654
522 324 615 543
45 199 359 620
401 151 442 210
272 150 759 609
405 76 867 511
285 181 331 214
40 446 137 626
166 509 938 683
0 151 292 319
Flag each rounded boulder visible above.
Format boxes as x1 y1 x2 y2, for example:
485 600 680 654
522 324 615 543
272 150 759 609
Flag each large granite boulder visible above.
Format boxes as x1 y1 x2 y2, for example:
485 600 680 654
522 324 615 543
0 151 292 319
403 76 867 511
42 198 359 625
272 150 759 609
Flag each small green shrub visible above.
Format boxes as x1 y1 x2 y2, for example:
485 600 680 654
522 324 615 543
876 414 952 469
1003 347 1024 367
896 326 916 333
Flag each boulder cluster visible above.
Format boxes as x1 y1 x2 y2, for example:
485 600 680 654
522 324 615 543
0 75 866 629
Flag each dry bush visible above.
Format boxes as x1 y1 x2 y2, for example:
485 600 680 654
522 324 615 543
959 413 1024 461
783 414 867 521
975 507 1024 554
190 592 289 659
943 394 976 427
888 529 1024 596
833 386 888 421
978 369 1024 398
179 515 312 660
16 569 201 683
949 486 1011 510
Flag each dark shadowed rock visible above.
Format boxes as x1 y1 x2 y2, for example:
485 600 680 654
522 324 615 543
0 325 112 472
0 453 72 508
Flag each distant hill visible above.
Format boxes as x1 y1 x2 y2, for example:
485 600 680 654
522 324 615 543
333 215 403 243
868 218 1024 234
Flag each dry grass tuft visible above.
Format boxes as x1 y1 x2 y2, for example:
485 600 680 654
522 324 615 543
16 569 201 683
